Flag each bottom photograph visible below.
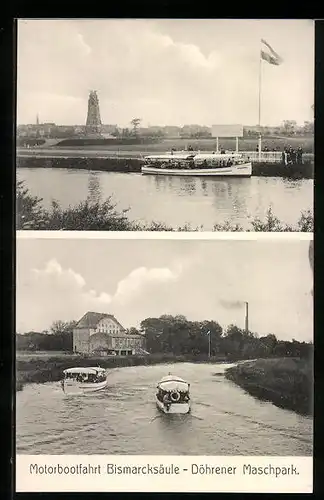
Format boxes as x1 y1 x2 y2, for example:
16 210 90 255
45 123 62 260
16 236 313 457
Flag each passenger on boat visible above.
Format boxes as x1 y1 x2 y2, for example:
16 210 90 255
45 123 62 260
163 393 172 410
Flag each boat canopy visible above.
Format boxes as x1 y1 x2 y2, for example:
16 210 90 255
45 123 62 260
194 153 242 160
63 367 106 375
145 154 196 161
157 375 190 392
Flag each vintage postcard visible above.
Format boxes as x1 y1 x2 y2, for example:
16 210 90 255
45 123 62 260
16 19 314 232
16 234 313 492
15 17 314 495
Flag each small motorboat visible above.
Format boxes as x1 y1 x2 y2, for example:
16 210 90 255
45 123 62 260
156 374 191 414
61 367 108 395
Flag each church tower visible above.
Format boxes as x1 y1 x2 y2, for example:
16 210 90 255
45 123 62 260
85 90 102 136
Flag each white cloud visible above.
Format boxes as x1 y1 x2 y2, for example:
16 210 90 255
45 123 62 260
113 266 179 305
16 258 184 332
17 19 314 126
32 258 86 287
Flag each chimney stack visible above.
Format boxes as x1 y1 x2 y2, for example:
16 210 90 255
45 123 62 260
245 301 249 333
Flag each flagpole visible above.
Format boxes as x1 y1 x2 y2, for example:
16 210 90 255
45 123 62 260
258 52 262 162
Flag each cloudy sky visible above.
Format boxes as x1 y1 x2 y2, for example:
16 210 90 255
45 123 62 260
16 237 313 341
17 19 314 127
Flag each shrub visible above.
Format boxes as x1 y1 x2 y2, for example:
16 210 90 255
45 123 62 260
16 181 313 232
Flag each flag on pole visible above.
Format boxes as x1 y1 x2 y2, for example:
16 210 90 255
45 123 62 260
261 39 283 66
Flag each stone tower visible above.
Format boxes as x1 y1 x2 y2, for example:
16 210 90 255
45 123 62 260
85 90 102 136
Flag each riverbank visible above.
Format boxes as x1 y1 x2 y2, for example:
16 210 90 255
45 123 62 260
17 155 314 179
16 352 232 391
224 357 313 416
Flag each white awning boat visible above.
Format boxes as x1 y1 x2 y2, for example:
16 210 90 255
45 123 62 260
61 367 108 395
142 153 252 177
156 375 191 414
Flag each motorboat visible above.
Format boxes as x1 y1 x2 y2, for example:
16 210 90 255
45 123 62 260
61 367 108 395
156 375 191 414
141 152 252 177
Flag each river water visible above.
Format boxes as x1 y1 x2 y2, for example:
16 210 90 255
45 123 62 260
17 168 313 229
16 363 312 455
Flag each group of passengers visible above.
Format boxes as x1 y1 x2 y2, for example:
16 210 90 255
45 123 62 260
159 157 234 170
255 144 304 165
282 146 304 165
67 373 104 383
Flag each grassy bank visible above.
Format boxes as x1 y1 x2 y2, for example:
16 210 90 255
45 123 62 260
53 136 314 153
16 352 230 391
17 181 313 231
17 155 314 179
224 358 313 416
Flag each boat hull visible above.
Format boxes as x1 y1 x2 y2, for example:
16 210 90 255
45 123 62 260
142 163 252 177
62 378 107 396
156 397 190 414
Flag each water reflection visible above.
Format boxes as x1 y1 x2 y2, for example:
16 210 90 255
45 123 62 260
17 363 313 455
17 168 313 230
87 172 102 204
200 178 208 195
152 174 197 195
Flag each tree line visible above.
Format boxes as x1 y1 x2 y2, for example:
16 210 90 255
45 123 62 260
17 315 313 361
140 315 312 360
16 321 77 352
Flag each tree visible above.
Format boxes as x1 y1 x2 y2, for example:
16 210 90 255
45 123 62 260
16 180 48 230
127 327 141 336
282 120 297 136
200 320 223 355
303 121 314 135
260 333 278 355
130 118 141 136
47 320 78 351
50 320 77 335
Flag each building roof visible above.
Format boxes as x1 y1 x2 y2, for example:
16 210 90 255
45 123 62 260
75 311 124 330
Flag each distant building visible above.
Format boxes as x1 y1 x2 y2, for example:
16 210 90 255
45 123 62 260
101 124 118 134
73 311 146 356
163 126 181 138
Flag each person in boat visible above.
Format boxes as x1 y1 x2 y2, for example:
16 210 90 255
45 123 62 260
188 144 194 151
220 149 225 154
163 392 172 410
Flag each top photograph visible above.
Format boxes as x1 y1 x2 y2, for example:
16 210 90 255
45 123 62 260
16 19 314 232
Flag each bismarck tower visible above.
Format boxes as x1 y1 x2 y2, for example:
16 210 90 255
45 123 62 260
85 90 102 137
